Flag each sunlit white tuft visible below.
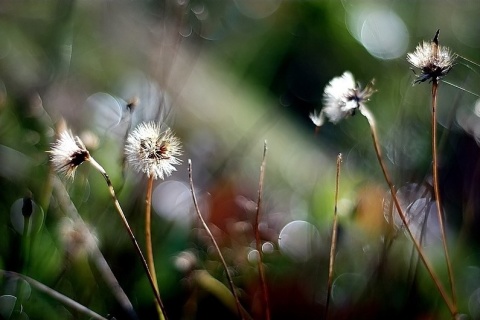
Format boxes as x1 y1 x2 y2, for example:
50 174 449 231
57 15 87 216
310 71 375 127
125 122 182 180
49 131 90 180
407 31 456 84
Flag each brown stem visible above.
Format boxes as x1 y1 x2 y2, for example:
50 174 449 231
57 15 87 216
325 153 342 320
88 158 168 320
188 160 245 320
254 141 270 320
145 175 164 320
358 106 456 316
431 80 457 310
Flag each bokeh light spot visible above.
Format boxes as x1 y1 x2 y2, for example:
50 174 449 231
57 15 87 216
347 7 408 60
152 180 194 227
278 220 321 262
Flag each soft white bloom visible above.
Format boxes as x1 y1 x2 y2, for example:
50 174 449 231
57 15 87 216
125 122 182 180
407 31 456 84
310 71 375 127
49 131 90 179
323 71 359 123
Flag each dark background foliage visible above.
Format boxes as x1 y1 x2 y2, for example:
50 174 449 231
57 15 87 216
2 1 480 319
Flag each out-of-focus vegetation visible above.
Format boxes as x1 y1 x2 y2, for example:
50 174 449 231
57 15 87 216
2 0 480 319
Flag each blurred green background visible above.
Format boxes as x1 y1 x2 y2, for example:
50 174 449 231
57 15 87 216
2 0 480 319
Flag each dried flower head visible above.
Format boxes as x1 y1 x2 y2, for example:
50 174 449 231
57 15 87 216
49 131 90 179
407 30 457 84
125 122 182 180
310 71 375 126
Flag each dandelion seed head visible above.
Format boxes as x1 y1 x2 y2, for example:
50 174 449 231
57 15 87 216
407 31 457 84
315 71 375 125
125 122 182 180
49 131 90 180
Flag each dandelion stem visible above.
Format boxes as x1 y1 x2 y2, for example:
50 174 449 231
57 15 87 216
254 141 270 320
188 159 245 320
326 153 342 320
359 105 456 316
87 157 168 319
145 175 164 320
0 270 108 320
431 79 457 311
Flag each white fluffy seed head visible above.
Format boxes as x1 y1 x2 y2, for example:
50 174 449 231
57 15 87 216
322 71 359 123
49 131 90 180
124 121 182 180
312 71 375 126
407 38 456 83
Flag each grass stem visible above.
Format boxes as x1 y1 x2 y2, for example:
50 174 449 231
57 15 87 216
325 153 342 320
145 175 165 320
188 159 245 320
431 79 457 311
359 105 456 317
253 141 270 320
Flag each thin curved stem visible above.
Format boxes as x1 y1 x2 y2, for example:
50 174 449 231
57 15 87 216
359 106 456 316
145 175 164 320
188 160 245 320
431 80 457 309
254 141 270 320
326 153 342 320
0 270 108 320
88 157 168 320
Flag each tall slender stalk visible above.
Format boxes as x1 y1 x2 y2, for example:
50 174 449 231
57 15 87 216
188 159 245 320
87 158 168 319
253 141 270 320
325 153 342 320
145 175 164 320
358 106 456 317
431 79 457 308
